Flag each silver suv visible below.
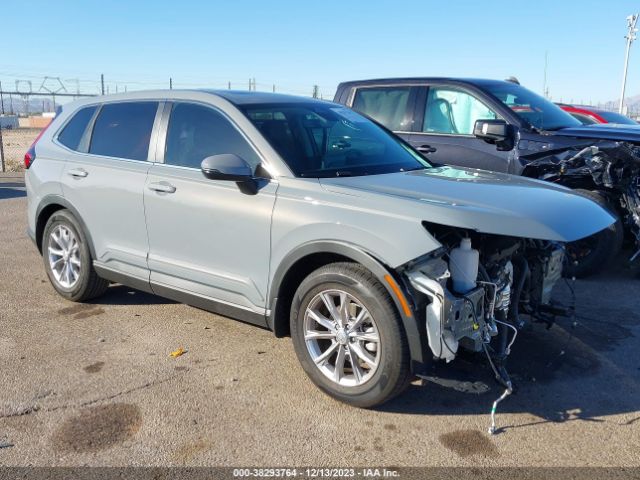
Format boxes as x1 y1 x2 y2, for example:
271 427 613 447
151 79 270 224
26 90 613 407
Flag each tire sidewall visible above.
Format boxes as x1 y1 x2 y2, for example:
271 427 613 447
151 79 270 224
42 210 93 301
290 266 405 406
565 189 623 277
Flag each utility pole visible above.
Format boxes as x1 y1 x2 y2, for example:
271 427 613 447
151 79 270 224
169 78 173 90
543 51 549 99
312 85 319 98
101 74 105 95
228 81 231 90
0 81 4 114
619 14 639 114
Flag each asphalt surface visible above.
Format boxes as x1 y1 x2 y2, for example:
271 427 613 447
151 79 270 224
0 176 639 468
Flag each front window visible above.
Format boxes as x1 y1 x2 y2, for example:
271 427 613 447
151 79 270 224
241 103 429 178
422 87 498 135
483 82 582 131
164 103 261 170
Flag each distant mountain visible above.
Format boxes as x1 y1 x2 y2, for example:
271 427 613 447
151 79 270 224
0 95 57 115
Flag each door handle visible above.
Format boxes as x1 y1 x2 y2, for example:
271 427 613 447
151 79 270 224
417 145 437 154
67 168 88 178
148 182 176 194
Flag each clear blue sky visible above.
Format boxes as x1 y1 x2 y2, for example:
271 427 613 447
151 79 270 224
2 0 639 103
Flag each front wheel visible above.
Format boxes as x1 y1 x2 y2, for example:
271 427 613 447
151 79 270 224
564 189 624 278
290 262 411 408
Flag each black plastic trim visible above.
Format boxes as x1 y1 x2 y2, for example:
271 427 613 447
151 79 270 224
268 241 427 369
35 195 97 257
93 264 153 294
151 282 268 328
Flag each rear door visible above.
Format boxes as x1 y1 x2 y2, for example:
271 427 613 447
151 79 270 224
144 101 277 318
348 85 419 142
59 101 161 282
408 85 511 172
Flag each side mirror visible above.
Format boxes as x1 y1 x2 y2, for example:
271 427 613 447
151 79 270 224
201 154 253 181
473 119 515 151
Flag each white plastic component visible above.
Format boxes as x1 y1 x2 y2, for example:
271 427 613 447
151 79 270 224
426 296 458 362
449 238 479 294
408 272 458 362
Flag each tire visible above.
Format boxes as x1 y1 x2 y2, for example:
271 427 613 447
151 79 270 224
42 209 109 302
564 189 624 278
290 262 411 408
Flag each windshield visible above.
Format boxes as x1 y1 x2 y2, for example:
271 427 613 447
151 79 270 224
483 82 582 131
241 103 430 178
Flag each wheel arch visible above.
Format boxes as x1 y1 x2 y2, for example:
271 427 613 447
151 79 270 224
268 241 428 370
35 195 96 258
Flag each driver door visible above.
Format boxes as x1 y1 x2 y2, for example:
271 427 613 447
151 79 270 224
408 85 511 172
143 102 277 320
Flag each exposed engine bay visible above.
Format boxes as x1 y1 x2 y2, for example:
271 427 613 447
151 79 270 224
403 225 569 432
522 140 640 260
405 224 566 364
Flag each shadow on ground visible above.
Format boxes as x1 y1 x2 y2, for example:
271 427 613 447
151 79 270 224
92 285 177 306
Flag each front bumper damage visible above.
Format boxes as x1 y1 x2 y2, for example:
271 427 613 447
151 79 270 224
400 239 572 434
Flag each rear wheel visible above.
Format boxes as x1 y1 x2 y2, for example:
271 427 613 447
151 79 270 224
565 189 624 278
290 262 411 407
42 209 108 302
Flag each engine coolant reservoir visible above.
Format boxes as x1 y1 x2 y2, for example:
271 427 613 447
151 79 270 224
449 238 479 294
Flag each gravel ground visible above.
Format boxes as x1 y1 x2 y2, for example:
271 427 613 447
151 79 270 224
0 177 638 469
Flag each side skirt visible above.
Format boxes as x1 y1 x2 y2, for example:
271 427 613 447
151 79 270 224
94 264 268 328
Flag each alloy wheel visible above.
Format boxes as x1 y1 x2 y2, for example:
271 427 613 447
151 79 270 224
47 225 81 289
303 289 381 387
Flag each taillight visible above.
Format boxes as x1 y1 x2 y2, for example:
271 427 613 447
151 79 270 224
24 120 53 169
24 147 35 169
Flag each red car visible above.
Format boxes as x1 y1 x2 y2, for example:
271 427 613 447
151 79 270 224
557 103 637 125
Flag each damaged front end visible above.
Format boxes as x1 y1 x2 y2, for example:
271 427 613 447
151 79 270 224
523 141 640 262
404 226 566 364
401 225 569 432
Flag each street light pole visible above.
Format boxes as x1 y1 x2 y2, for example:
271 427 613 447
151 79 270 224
619 14 638 114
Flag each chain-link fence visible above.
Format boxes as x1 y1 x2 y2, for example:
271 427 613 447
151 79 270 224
0 91 95 172
0 126 43 172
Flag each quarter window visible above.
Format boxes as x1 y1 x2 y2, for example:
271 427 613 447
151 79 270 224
89 102 158 161
164 103 261 170
423 87 497 135
352 87 413 131
58 105 98 151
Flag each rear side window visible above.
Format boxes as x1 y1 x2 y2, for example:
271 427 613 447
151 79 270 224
58 106 97 151
164 103 261 170
352 87 412 131
89 102 158 161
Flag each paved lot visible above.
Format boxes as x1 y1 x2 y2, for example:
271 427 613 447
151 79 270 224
0 177 639 468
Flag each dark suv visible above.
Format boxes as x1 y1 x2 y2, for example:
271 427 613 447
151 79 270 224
334 78 640 277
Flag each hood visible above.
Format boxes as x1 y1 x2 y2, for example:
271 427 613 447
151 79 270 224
319 167 615 242
552 124 640 143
